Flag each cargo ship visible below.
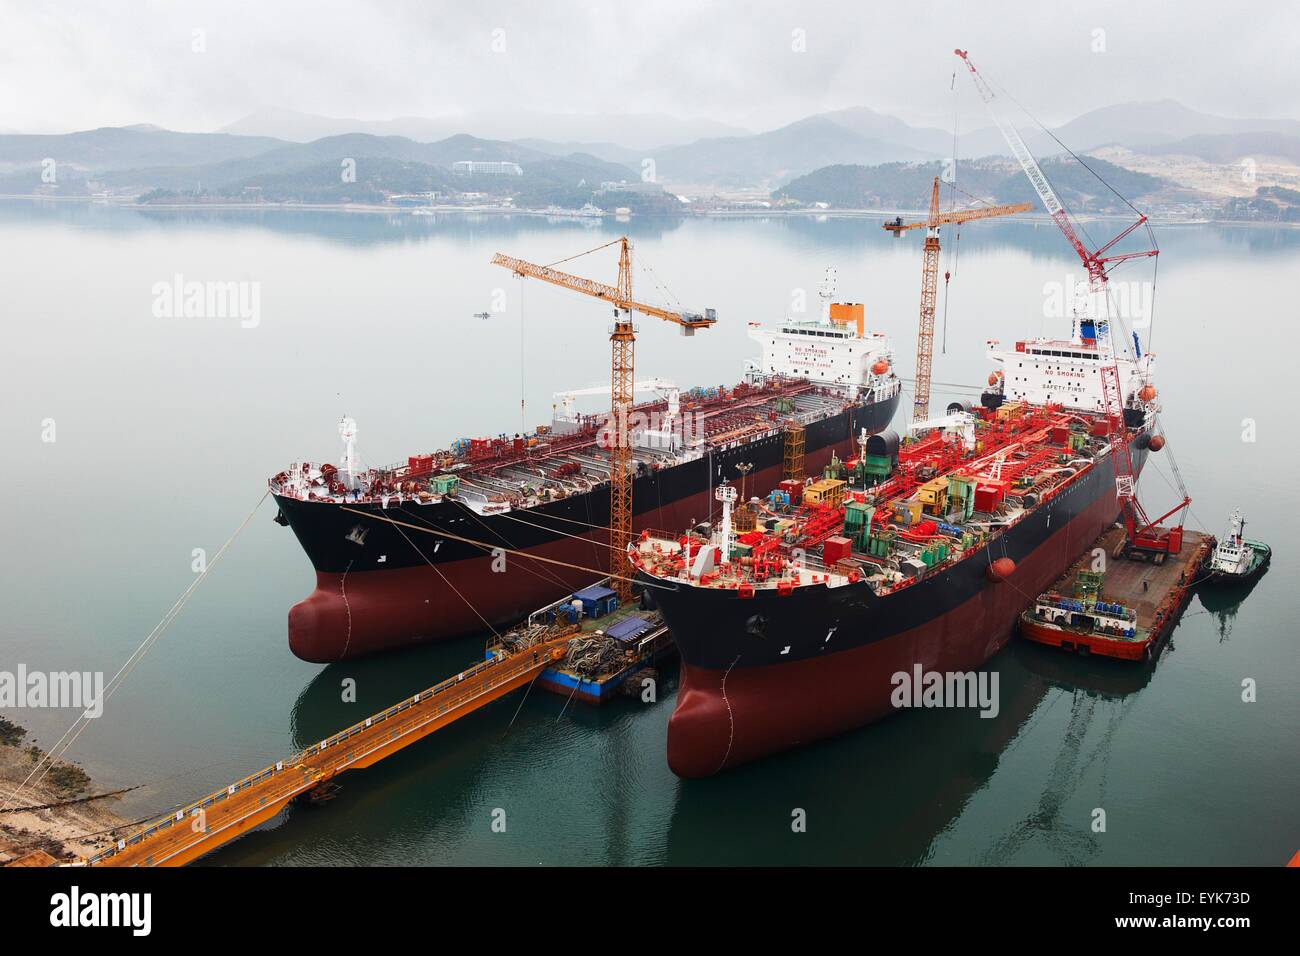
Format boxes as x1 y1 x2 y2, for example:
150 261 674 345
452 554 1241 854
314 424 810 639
630 328 1163 777
270 277 901 661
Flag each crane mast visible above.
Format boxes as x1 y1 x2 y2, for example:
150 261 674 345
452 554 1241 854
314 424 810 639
888 176 1030 423
491 238 715 602
609 239 635 601
916 183 941 423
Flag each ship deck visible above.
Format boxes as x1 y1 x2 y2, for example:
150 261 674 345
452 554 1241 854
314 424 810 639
271 377 864 512
631 402 1112 598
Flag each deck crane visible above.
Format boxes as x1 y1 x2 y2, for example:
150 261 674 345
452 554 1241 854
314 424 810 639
885 177 1030 423
955 49 1188 558
491 237 716 601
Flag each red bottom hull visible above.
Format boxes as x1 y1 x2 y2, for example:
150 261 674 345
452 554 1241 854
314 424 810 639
288 450 845 661
665 476 1123 778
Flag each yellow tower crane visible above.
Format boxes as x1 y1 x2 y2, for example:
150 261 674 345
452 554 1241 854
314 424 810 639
490 237 716 602
885 178 1030 423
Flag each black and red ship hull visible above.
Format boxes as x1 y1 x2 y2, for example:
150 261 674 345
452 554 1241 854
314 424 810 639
275 396 899 662
638 438 1149 778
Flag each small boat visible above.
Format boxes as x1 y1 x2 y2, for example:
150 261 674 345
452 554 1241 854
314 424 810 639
1019 570 1153 662
1203 510 1271 585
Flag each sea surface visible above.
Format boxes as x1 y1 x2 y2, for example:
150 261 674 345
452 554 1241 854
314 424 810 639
1 200 1295 865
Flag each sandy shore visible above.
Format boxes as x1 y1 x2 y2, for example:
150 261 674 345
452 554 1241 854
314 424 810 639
0 722 129 866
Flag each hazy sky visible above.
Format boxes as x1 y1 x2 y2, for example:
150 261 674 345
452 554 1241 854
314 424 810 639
2 0 1295 135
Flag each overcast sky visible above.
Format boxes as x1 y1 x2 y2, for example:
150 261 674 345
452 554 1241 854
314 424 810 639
1 0 1295 135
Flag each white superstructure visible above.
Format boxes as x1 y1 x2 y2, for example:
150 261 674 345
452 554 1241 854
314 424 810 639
1209 511 1253 576
745 268 899 400
985 332 1155 414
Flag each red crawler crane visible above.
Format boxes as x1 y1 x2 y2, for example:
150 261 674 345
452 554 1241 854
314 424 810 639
956 49 1189 557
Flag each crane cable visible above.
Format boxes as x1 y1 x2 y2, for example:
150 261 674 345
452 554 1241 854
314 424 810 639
983 75 1162 362
339 505 674 591
0 491 269 813
543 237 623 269
992 76 1161 270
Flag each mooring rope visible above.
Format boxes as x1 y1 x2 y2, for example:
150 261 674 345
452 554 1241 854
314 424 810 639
338 505 673 591
0 490 269 812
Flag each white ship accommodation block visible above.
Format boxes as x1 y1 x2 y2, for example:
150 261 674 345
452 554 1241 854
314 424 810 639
744 269 898 399
986 333 1154 413
746 306 895 397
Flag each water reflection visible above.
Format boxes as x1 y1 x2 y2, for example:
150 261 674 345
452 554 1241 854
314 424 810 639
1195 571 1269 642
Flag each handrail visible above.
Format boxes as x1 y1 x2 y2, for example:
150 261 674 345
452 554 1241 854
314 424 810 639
85 644 560 865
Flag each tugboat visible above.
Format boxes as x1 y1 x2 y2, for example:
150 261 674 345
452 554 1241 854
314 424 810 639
1204 510 1271 585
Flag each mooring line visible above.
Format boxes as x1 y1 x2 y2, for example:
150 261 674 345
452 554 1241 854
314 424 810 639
338 505 674 592
0 490 269 812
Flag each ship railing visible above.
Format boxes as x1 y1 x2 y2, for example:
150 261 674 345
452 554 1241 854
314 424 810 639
85 648 544 865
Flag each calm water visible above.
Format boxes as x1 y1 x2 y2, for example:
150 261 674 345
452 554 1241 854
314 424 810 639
1 201 1296 865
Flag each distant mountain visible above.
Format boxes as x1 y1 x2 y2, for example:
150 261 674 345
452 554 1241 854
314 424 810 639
953 100 1300 159
219 108 747 151
78 130 644 209
639 100 1300 188
1146 130 1300 165
4 97 1296 202
203 157 456 205
94 132 631 194
773 156 1165 212
812 107 954 155
512 138 646 167
0 126 287 171
653 115 937 188
1051 100 1300 150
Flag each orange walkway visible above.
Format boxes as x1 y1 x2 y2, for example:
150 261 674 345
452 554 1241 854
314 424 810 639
86 639 567 867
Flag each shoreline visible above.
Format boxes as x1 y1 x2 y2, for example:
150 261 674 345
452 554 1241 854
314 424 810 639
0 193 1288 228
0 718 129 866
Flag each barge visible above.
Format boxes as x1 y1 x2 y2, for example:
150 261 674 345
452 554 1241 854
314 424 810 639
1018 526 1215 661
489 580 675 706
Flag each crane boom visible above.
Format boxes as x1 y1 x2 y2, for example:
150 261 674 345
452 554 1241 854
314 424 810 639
489 252 716 331
884 199 1031 233
954 49 1180 550
954 49 1157 286
490 237 714 602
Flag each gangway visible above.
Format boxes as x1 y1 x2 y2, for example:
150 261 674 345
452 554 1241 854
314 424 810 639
83 637 569 867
